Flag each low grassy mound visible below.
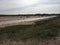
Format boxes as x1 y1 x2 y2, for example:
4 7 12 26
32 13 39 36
0 16 60 41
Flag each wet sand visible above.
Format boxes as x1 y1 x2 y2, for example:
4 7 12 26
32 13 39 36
0 16 56 27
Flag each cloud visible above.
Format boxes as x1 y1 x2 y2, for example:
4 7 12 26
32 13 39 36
0 0 60 14
19 4 60 14
0 0 38 10
0 4 60 14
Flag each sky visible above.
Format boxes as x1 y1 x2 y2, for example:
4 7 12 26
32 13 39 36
0 0 60 14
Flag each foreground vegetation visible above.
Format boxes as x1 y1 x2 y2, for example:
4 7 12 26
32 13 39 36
0 16 60 41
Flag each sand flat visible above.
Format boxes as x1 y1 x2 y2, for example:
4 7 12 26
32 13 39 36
0 16 56 27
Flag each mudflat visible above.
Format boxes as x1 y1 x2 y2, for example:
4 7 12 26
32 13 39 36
0 16 39 27
0 16 56 27
0 16 27 22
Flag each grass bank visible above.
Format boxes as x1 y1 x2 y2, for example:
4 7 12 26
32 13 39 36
0 16 60 41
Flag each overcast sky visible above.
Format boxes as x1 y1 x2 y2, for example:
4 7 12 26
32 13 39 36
0 0 60 14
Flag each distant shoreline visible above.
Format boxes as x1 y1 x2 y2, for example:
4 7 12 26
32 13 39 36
0 14 60 16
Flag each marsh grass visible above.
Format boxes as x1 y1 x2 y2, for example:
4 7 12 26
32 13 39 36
0 16 60 41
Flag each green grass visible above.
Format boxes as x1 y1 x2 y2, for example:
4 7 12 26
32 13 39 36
0 16 60 41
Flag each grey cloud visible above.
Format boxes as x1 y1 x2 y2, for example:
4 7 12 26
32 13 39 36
0 0 60 14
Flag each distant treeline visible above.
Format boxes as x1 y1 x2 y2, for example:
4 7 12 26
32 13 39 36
0 14 60 16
